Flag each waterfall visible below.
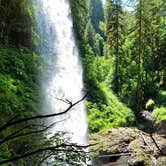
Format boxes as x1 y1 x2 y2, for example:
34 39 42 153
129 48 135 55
101 0 106 7
34 0 88 145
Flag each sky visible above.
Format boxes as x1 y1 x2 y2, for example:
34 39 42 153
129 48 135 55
123 0 136 11
102 0 135 12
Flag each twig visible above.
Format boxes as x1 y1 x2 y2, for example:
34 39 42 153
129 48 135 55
54 97 71 105
98 153 132 158
0 93 88 132
0 125 30 145
0 118 67 146
0 143 93 164
150 134 165 156
139 131 152 150
150 113 165 156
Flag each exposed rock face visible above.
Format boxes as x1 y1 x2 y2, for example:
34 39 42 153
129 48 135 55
155 120 166 135
128 156 146 166
90 128 166 166
139 111 153 121
137 111 153 133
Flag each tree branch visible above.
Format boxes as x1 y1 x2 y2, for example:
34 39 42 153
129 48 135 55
0 125 30 145
0 120 64 146
149 114 166 156
0 143 92 164
0 93 88 132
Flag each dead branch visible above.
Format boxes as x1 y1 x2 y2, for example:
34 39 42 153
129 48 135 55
97 153 132 158
150 134 165 156
0 93 88 132
139 131 152 150
150 114 165 156
0 125 30 145
0 143 92 164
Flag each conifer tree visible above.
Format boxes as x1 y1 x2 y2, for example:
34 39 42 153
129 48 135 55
105 0 125 94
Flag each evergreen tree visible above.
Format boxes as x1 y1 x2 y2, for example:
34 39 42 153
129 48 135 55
105 0 125 94
84 20 96 51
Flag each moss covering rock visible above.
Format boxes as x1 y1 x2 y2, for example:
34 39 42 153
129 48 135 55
90 127 166 166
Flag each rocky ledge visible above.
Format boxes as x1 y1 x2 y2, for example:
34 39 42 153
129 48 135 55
90 127 166 166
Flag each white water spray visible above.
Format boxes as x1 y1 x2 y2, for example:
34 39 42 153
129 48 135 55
101 0 106 7
35 0 88 145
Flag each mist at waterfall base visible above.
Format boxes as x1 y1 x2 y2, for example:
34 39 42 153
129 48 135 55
34 0 88 146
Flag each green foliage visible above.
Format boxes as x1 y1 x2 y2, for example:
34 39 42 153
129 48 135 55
145 99 155 111
152 107 166 122
0 74 23 115
156 91 166 107
0 129 89 165
81 42 135 133
103 0 166 113
47 0 166 135
105 0 126 94
0 44 88 164
82 48 111 103
0 46 44 164
94 33 104 55
0 0 36 47
70 0 89 42
0 46 42 117
84 21 96 51
87 84 135 133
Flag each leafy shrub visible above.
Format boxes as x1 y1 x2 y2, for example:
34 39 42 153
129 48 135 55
0 46 42 116
145 99 155 111
152 107 166 122
0 46 43 163
156 90 166 107
87 84 135 133
83 52 110 85
82 46 112 104
81 45 135 133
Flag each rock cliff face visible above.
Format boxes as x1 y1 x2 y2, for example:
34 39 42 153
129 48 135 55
90 128 166 166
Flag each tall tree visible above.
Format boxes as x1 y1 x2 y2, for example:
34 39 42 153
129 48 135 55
150 0 166 89
0 0 35 47
105 0 125 94
84 20 96 51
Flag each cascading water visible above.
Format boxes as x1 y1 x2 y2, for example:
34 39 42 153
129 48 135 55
101 0 106 7
34 0 88 145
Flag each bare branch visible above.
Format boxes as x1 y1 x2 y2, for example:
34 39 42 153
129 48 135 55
0 125 30 145
54 97 71 104
0 143 92 164
0 93 88 132
98 153 132 158
36 154 51 166
149 114 165 156
150 135 165 156
0 118 68 146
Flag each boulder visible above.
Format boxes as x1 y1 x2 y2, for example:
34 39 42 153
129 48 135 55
154 120 166 135
128 156 146 166
90 127 166 166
